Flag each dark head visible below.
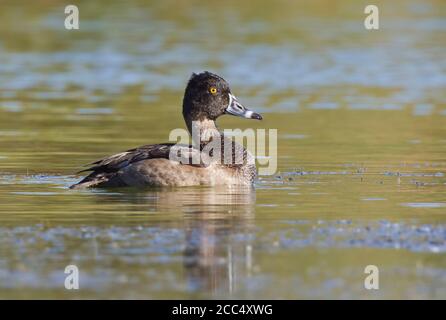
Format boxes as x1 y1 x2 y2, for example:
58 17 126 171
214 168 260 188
182 71 262 124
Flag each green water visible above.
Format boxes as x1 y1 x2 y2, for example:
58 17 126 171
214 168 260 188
0 0 445 299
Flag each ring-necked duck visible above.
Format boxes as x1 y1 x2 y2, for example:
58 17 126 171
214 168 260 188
70 71 262 189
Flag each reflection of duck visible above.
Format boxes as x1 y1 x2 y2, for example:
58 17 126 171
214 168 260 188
183 212 255 294
71 72 262 189
178 186 255 294
96 185 256 295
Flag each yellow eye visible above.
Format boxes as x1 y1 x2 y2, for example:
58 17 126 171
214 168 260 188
209 87 217 94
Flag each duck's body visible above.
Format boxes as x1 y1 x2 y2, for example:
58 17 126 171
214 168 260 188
70 72 262 189
70 138 256 189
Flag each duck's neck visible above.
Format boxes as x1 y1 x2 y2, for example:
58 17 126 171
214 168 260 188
186 117 221 146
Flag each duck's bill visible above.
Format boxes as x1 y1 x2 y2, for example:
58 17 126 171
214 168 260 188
225 94 262 120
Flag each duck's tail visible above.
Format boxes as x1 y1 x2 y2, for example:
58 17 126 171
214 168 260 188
69 172 120 189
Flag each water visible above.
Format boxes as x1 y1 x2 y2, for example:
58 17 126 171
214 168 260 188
0 0 445 299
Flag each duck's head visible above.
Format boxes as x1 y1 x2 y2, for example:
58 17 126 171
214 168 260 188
182 71 262 123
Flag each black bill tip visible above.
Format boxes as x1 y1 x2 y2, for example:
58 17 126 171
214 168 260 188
250 112 263 120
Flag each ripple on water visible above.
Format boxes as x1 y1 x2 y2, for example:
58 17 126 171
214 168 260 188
0 101 22 112
0 174 77 188
281 134 308 140
413 104 434 116
308 102 338 110
348 103 403 111
75 107 114 115
10 192 59 196
274 220 446 253
401 202 446 208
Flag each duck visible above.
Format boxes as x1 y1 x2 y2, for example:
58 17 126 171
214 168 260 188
70 71 263 189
